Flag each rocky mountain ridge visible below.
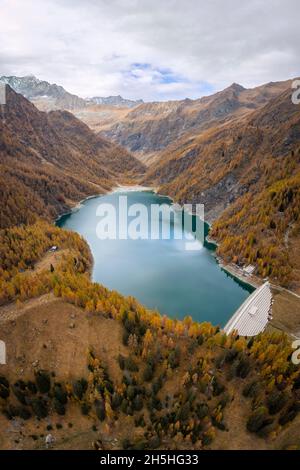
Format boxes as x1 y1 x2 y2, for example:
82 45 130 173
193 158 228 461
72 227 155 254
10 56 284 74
86 95 143 108
97 80 292 164
0 76 144 112
0 85 145 228
0 75 86 111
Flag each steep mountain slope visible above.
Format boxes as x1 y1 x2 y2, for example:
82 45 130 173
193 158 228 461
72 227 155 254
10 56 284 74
0 86 145 228
0 222 299 450
73 104 133 134
0 75 86 111
144 88 300 289
98 80 292 164
1 78 300 451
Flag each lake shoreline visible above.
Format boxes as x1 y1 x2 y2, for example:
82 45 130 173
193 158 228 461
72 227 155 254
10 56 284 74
145 187 258 292
55 184 257 294
56 186 256 324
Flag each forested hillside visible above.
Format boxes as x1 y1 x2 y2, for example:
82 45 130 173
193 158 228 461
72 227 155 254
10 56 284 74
0 78 300 450
0 222 300 450
144 88 300 289
97 80 292 164
1 81 299 287
0 86 145 229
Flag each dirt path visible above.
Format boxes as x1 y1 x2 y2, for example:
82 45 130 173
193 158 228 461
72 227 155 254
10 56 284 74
284 222 294 248
0 248 71 325
33 248 69 274
0 293 58 325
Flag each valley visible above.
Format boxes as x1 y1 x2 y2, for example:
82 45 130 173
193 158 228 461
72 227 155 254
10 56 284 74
2 77 300 295
1 75 300 451
0 85 145 228
56 189 252 325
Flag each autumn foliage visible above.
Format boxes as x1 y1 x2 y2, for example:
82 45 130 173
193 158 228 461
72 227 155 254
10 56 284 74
0 221 300 449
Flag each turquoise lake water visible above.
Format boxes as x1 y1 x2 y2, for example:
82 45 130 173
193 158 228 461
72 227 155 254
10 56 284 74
56 190 253 326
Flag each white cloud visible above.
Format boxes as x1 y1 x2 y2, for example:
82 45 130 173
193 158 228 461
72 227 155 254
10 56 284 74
0 0 299 100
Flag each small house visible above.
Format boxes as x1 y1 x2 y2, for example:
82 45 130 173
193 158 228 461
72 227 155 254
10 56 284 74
243 264 255 276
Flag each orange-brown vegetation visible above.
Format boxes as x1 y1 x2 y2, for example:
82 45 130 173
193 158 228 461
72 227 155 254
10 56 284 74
212 163 300 287
1 78 300 450
0 221 300 450
144 87 300 289
97 80 292 163
0 86 145 229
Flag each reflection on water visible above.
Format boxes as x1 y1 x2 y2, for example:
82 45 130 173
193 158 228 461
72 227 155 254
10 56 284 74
57 190 253 326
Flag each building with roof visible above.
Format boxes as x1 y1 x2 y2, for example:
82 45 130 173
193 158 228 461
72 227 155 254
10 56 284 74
243 264 256 276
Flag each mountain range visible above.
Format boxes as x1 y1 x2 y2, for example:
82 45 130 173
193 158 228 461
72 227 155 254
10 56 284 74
0 85 145 228
143 85 300 289
0 75 143 112
0 75 86 111
86 95 143 108
96 80 293 164
1 75 300 291
1 74 300 451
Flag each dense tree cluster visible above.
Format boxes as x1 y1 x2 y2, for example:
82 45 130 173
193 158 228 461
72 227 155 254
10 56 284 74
1 325 299 449
0 221 92 305
211 151 300 287
0 162 100 229
145 90 300 290
1 220 300 449
0 86 145 230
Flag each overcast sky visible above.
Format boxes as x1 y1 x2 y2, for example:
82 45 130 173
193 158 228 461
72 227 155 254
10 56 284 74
0 0 299 101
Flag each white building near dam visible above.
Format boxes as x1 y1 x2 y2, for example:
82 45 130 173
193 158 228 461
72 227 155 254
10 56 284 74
224 282 273 337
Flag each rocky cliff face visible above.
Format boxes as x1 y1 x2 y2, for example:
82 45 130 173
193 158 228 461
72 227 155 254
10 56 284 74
145 87 299 214
0 75 87 111
97 80 292 163
0 76 144 113
86 95 143 108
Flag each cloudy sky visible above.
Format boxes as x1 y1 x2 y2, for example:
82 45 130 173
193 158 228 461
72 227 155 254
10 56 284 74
0 0 299 101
